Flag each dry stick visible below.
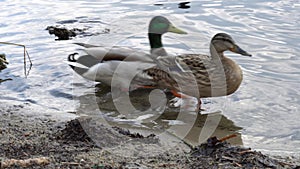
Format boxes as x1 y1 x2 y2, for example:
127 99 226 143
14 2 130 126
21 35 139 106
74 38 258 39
218 134 237 142
0 42 32 77
238 149 253 155
1 157 50 168
233 162 243 168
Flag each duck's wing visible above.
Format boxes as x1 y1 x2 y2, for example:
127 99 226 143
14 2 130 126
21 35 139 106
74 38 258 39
175 54 211 73
68 46 158 88
155 54 210 73
171 54 231 97
74 43 154 63
73 42 100 48
144 54 219 96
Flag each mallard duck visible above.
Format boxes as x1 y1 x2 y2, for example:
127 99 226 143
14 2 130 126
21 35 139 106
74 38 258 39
68 16 187 90
144 33 251 109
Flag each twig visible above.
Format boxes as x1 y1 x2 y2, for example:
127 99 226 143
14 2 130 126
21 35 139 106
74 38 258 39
221 156 243 167
1 157 50 168
0 42 32 77
222 155 239 162
238 149 253 155
61 162 80 166
158 163 178 168
233 162 243 167
218 134 237 142
278 161 294 167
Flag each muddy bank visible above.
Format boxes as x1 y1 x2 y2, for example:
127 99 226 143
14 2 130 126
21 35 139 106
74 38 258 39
0 102 299 168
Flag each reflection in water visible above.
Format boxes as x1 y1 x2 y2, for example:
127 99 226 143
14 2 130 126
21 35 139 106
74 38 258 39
159 111 243 146
76 83 243 146
0 78 12 84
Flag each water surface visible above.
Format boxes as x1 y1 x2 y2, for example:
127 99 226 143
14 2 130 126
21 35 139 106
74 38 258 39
0 0 299 155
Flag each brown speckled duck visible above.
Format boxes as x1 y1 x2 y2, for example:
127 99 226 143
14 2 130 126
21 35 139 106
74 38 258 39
144 33 251 109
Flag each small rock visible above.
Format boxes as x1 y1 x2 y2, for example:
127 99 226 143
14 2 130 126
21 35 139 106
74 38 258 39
0 53 8 70
46 26 76 40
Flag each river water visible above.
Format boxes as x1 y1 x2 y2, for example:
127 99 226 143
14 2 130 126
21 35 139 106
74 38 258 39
0 0 299 156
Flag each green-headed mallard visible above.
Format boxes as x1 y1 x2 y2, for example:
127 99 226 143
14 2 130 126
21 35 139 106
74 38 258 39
144 33 251 109
68 16 186 90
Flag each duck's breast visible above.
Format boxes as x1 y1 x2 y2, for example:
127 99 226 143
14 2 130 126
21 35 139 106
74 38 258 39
223 58 243 95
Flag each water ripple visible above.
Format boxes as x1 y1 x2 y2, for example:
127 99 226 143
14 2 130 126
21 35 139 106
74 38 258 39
0 0 299 154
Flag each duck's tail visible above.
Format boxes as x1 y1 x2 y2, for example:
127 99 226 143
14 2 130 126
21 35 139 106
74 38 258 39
68 53 98 76
67 53 79 69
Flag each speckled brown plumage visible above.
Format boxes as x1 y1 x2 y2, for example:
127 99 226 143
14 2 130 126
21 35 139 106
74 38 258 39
144 67 178 89
143 33 251 99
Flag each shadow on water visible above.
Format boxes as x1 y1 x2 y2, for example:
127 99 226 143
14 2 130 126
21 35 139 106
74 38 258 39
0 78 12 84
75 83 243 146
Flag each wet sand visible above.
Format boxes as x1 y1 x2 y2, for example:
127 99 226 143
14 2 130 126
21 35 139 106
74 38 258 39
1 101 299 168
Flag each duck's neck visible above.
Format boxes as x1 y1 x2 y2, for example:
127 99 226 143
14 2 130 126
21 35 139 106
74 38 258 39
148 33 163 49
209 43 224 60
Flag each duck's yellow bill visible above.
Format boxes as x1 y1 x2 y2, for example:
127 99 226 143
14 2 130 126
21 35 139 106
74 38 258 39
168 24 187 34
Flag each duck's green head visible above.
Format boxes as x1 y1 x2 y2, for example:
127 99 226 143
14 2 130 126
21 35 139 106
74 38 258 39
148 16 187 35
212 33 252 56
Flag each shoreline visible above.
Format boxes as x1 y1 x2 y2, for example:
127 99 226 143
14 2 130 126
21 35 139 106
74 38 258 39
0 102 299 168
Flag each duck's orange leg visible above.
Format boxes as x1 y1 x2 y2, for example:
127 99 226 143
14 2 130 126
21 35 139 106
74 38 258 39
132 85 156 89
170 90 203 112
170 90 189 98
139 85 156 89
